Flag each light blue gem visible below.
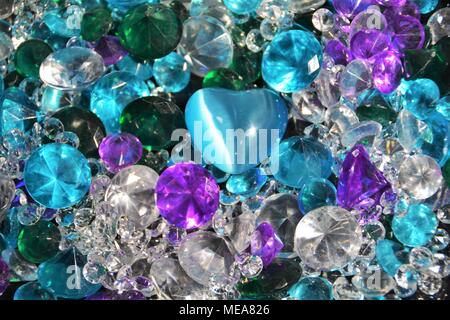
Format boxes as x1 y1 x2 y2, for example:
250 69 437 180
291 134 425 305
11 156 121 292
106 0 159 12
0 87 41 136
116 55 153 81
409 0 439 14
185 88 288 174
420 111 450 166
392 204 438 247
223 0 262 14
226 168 267 197
24 143 91 209
376 239 408 277
153 52 191 93
435 96 450 121
262 29 323 93
90 71 150 134
38 248 101 299
270 136 333 189
401 78 440 120
14 282 57 300
41 87 67 113
298 178 336 214
43 6 83 38
288 277 333 300
190 0 222 16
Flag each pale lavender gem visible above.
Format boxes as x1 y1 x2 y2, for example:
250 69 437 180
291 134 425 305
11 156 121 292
94 35 127 66
250 222 284 267
372 50 403 94
384 1 421 21
99 133 143 173
350 29 391 60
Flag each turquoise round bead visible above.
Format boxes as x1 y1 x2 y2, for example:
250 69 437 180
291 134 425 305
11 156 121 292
24 143 91 209
288 277 333 300
262 30 323 93
90 71 150 134
14 282 57 300
298 178 336 214
223 0 261 14
226 168 267 197
392 204 438 247
270 136 333 189
153 52 190 93
401 78 440 120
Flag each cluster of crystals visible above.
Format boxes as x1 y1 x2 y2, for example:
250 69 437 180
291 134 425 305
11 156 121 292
0 0 449 301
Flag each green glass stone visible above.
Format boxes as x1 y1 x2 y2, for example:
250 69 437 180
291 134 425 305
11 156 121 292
203 68 245 90
14 40 53 79
80 7 113 42
120 96 185 151
236 259 302 299
118 3 182 60
18 220 61 264
356 105 397 128
230 48 261 85
442 158 450 188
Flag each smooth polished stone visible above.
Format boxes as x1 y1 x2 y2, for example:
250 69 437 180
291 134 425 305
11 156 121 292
39 47 105 91
14 282 57 300
270 136 333 189
24 143 91 209
262 29 322 93
289 277 333 300
185 88 288 174
90 71 150 134
38 248 101 299
51 107 106 159
14 40 53 79
392 204 438 247
153 52 191 93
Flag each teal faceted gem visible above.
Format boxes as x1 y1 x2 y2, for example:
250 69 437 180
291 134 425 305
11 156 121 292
262 29 323 93
14 282 57 300
153 52 190 93
401 78 440 120
38 248 101 299
0 87 40 136
435 96 450 121
225 168 267 197
288 277 333 300
185 88 288 174
116 55 153 81
269 136 333 189
24 143 91 209
298 178 336 214
420 111 450 166
392 204 438 247
223 0 261 14
90 71 150 134
43 6 83 38
376 239 409 277
106 0 159 12
409 0 438 14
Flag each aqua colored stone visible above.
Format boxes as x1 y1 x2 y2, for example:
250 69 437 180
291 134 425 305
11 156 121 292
116 55 153 80
14 282 57 300
226 168 267 197
392 204 439 247
38 248 101 299
420 111 450 166
270 136 333 189
262 29 323 93
106 0 158 12
153 52 190 93
288 277 333 300
185 88 288 174
436 96 450 121
376 239 409 277
298 178 336 214
43 6 83 38
90 71 150 134
223 0 261 14
409 0 438 14
401 79 440 120
24 143 91 209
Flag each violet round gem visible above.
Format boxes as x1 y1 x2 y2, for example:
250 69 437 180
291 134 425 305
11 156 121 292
383 2 421 21
99 133 143 173
250 222 284 267
325 39 353 66
155 163 220 230
372 51 403 94
350 29 391 60
94 35 127 66
392 15 425 51
332 0 373 18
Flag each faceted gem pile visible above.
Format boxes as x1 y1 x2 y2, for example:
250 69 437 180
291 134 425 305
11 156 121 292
0 0 449 301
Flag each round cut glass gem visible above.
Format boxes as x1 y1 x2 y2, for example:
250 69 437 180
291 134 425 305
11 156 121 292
156 163 220 230
99 133 143 174
223 0 261 14
14 40 53 79
24 143 92 209
80 7 113 42
39 47 105 91
250 222 284 267
118 4 182 60
299 178 336 214
93 35 127 66
106 0 158 13
372 51 403 94
332 0 373 18
288 277 333 300
392 15 425 51
350 29 391 60
294 206 362 271
262 29 323 93
153 52 190 93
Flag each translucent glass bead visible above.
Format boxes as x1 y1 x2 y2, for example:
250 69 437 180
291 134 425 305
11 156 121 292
288 277 333 300
418 269 442 295
332 276 364 300
394 264 418 298
409 247 434 270
116 55 153 80
349 7 388 38
246 29 266 53
226 168 267 197
376 239 408 276
350 29 390 60
43 5 84 38
177 16 234 77
339 59 372 98
223 0 261 14
409 0 438 14
153 52 190 93
262 29 322 93
298 178 336 214
401 79 440 120
428 8 450 45
312 8 335 32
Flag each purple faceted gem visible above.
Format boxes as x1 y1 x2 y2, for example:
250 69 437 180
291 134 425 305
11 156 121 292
392 15 425 51
372 50 403 94
0 258 9 296
374 0 406 6
155 163 220 230
86 290 145 300
250 222 284 267
325 40 353 66
94 35 127 66
99 133 143 173
350 29 391 60
337 145 392 223
332 0 374 19
384 1 421 21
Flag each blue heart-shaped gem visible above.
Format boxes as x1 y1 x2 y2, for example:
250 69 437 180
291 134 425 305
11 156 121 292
185 88 288 174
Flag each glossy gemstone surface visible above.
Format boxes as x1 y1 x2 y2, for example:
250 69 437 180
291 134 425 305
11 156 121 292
99 133 143 173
